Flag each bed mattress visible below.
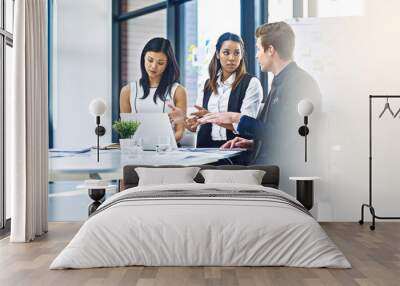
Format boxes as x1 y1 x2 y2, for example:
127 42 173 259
50 183 350 269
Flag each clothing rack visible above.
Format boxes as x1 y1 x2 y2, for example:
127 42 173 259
359 95 400 230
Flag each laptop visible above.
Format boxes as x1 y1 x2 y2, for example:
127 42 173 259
120 113 178 151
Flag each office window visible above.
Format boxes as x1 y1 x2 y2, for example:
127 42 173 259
4 44 11 220
268 0 293 22
1 0 14 231
120 9 167 87
5 0 14 32
0 36 3 230
182 0 241 105
311 0 365 17
120 0 163 13
268 0 366 21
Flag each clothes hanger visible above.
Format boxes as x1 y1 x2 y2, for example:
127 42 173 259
378 97 395 118
393 106 400 118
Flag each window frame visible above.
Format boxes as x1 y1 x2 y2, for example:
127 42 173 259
241 0 269 100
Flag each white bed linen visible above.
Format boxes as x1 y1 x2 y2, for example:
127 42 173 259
50 183 350 269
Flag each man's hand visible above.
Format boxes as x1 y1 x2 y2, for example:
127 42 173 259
198 112 241 125
190 105 209 118
221 137 254 149
167 104 185 124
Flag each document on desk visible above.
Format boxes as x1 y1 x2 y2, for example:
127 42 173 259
50 148 91 153
181 147 246 153
121 151 223 165
49 148 92 158
178 151 222 160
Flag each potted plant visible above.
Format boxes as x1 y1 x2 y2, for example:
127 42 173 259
112 120 141 152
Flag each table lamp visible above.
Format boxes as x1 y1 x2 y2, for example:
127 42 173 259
298 100 314 162
89 98 107 162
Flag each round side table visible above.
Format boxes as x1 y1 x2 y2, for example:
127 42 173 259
88 188 106 215
77 182 116 216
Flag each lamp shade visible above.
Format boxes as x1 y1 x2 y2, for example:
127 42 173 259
298 100 314 116
89 98 107 116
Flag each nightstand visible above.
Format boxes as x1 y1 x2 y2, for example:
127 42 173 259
88 188 106 215
77 181 116 216
289 177 320 210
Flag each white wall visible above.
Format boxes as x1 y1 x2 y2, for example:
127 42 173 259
53 0 112 148
274 0 400 221
288 17 369 221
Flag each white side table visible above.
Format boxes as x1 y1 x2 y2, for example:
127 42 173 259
289 177 320 210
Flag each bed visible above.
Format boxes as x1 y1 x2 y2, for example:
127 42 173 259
50 165 350 269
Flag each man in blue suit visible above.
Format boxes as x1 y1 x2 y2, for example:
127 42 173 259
198 21 321 164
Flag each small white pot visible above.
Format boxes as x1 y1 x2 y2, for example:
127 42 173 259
120 138 143 155
119 138 133 154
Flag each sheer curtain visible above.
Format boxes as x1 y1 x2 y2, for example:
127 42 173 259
9 0 48 242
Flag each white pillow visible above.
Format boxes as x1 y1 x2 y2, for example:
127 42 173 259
135 167 200 186
200 169 266 185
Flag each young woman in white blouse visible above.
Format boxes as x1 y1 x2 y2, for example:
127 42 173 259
189 32 263 148
120 37 187 142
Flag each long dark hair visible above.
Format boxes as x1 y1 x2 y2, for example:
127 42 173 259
207 32 248 95
139 37 180 103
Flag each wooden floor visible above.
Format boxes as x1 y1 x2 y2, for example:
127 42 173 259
0 222 399 286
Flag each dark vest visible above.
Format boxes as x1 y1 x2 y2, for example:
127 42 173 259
196 73 254 148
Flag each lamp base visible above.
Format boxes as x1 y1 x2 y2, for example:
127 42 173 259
95 126 106 136
298 126 309 136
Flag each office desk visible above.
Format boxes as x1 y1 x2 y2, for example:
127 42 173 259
49 148 242 182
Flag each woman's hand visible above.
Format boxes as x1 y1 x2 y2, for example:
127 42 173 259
198 112 241 125
167 104 186 124
190 105 209 118
167 103 199 132
185 115 200 131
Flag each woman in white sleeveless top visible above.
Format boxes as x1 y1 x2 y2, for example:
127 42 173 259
120 37 187 142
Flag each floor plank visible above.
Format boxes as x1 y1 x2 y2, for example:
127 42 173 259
0 222 400 286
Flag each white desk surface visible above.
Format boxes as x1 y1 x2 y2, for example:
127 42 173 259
49 148 242 181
